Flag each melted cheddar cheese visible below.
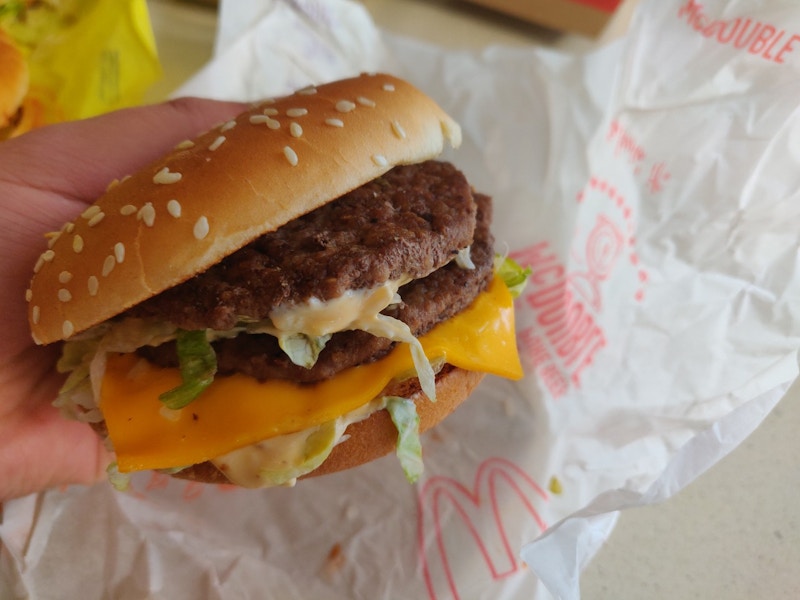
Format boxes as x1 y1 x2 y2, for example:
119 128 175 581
101 277 522 473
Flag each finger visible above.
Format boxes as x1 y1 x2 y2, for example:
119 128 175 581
0 402 112 501
0 97 246 202
0 345 111 500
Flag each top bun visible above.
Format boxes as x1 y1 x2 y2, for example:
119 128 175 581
26 73 462 345
0 30 28 129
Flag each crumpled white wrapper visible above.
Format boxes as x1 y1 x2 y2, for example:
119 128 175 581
3 0 800 598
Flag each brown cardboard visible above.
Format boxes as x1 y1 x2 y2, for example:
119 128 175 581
462 0 639 39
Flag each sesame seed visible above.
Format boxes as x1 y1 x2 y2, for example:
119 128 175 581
106 178 120 191
32 306 40 324
87 212 105 227
73 235 84 253
283 146 298 166
81 205 101 219
167 199 182 218
58 288 72 302
42 250 55 262
102 255 115 277
138 203 156 227
25 289 32 302
46 231 61 248
357 96 376 108
121 175 132 183
88 276 99 296
372 154 389 167
153 167 182 185
58 271 72 284
34 256 44 273
114 242 125 263
220 120 237 132
64 222 75 234
194 216 209 240
286 108 308 117
120 204 137 216
62 320 74 338
335 100 356 113
263 98 276 105
325 118 344 128
209 135 226 151
249 115 280 129
298 85 317 95
263 108 279 116
391 120 407 139
383 83 395 92
289 122 303 138
175 140 195 150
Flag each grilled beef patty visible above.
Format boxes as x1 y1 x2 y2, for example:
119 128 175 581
126 160 477 331
138 192 494 382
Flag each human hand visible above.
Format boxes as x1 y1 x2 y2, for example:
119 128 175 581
0 98 244 501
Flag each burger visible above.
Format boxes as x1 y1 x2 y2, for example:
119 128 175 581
0 28 42 140
27 73 528 488
0 28 30 140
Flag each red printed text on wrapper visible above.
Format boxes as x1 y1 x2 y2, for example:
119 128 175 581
677 0 800 65
513 119 662 400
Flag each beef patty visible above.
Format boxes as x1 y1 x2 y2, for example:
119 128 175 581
138 192 494 382
126 160 477 331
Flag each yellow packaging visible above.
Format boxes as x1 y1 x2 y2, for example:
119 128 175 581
0 0 161 128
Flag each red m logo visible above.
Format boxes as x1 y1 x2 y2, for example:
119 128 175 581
417 457 549 599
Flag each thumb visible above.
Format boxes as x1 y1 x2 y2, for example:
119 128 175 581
0 97 246 203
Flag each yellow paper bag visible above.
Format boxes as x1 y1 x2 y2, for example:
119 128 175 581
1 0 161 130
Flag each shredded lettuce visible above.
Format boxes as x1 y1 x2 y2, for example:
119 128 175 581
53 338 97 418
369 313 437 402
386 396 423 483
494 254 532 298
106 462 131 492
158 330 218 410
55 319 180 422
278 333 332 369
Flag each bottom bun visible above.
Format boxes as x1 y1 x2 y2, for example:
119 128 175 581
171 365 485 485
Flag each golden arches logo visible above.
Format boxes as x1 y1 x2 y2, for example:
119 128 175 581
417 457 548 599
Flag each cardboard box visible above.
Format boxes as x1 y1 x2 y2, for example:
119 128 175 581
462 0 639 39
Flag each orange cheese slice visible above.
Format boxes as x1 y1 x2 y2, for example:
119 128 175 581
101 277 522 472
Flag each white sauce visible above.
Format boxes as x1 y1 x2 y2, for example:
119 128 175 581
211 397 386 488
269 279 405 337
267 279 436 401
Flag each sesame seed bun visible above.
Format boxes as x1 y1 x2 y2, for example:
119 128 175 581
0 30 28 133
171 365 484 485
26 73 462 345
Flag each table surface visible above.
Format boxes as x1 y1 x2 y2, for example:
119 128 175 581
146 1 800 597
